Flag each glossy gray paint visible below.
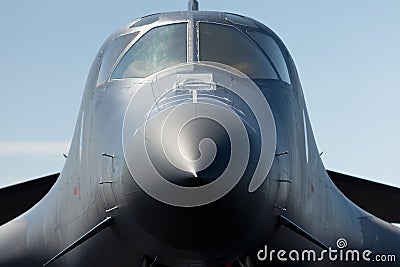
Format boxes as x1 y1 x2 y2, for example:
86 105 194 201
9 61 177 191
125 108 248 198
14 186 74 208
0 10 399 267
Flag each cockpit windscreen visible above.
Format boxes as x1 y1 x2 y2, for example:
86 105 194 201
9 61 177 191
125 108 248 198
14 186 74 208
111 23 187 79
97 32 139 85
248 31 291 84
199 23 278 80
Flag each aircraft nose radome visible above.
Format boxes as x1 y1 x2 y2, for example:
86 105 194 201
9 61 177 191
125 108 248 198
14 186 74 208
121 63 277 252
124 99 251 207
122 63 276 208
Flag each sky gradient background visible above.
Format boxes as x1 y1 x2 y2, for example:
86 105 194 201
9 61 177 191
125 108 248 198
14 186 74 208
0 1 399 188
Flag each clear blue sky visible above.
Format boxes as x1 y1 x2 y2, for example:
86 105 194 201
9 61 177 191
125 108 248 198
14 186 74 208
0 1 399 188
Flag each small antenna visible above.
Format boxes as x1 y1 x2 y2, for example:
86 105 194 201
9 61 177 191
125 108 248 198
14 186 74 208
188 0 199 11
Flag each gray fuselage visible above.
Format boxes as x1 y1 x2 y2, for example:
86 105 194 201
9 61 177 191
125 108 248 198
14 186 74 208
0 11 399 267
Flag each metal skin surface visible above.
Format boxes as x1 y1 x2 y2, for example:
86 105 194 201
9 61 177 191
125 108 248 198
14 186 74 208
0 10 399 267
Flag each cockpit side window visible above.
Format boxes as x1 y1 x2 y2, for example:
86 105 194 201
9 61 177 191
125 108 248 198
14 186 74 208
248 31 291 84
198 23 278 80
111 23 187 79
97 32 139 86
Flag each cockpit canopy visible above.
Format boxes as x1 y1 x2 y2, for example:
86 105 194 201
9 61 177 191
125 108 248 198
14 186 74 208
96 12 291 87
112 23 187 79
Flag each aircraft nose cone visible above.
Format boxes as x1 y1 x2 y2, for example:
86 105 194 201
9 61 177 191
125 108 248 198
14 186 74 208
121 63 277 252
124 98 251 207
122 63 277 208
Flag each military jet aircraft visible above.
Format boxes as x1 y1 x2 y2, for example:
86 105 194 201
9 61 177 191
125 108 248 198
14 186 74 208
1 1 399 266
